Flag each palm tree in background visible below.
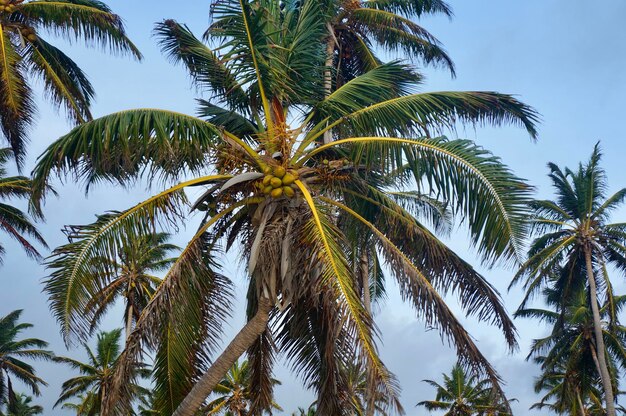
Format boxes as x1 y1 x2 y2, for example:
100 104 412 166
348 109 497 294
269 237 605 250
46 231 178 339
0 393 43 416
0 148 46 262
34 1 539 414
511 145 626 416
417 364 512 415
517 287 626 415
53 329 150 415
60 392 97 416
291 406 316 416
204 359 281 415
0 310 53 409
0 0 141 166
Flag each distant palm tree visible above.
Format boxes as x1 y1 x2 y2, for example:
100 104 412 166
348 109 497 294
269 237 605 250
518 288 626 416
292 406 316 416
205 359 281 415
417 364 512 415
46 231 178 339
0 0 141 166
0 310 53 408
34 1 538 415
0 148 45 262
511 145 626 416
0 393 43 416
54 329 149 414
60 392 97 416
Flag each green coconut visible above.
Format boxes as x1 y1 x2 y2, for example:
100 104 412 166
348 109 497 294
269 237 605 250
270 177 283 188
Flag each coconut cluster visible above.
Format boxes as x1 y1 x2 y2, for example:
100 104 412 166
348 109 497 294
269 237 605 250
261 166 299 199
0 0 22 14
20 26 37 42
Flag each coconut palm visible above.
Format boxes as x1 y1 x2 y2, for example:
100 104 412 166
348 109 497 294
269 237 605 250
53 329 150 415
34 1 539 415
0 0 141 166
0 148 46 262
0 310 53 408
0 393 43 416
46 231 178 339
319 0 455 89
292 406 316 416
517 287 626 416
511 145 626 416
60 392 97 416
417 364 512 416
204 359 281 415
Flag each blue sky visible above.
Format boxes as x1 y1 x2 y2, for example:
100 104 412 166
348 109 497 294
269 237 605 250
1 0 626 414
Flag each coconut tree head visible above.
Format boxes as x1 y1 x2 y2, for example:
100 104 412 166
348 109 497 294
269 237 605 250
0 0 142 166
0 310 53 409
45 230 178 338
0 148 46 262
53 329 150 415
0 393 43 416
417 363 512 416
35 1 539 414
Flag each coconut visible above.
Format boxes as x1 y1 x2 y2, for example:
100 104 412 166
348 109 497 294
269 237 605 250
263 185 273 194
27 34 37 42
262 175 273 186
273 166 286 178
282 172 296 186
270 177 283 188
271 187 283 198
283 186 295 198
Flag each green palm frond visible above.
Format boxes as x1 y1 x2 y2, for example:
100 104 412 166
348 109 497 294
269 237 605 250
20 0 141 58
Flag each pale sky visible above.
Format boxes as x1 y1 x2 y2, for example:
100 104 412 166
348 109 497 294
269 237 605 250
1 1 626 414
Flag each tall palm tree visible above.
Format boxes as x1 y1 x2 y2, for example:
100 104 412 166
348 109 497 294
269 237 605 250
417 364 511 415
511 145 626 416
53 329 149 415
35 1 538 415
204 359 281 415
0 310 53 408
46 231 178 339
0 0 141 166
0 393 43 416
0 148 45 262
517 288 626 416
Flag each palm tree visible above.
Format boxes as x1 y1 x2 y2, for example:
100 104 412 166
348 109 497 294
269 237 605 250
60 392 97 416
0 310 53 408
417 364 511 415
292 406 316 416
53 329 149 415
0 0 141 166
319 0 455 91
511 145 626 416
46 231 178 339
0 393 43 416
34 1 539 415
0 148 46 262
204 359 281 415
517 288 626 416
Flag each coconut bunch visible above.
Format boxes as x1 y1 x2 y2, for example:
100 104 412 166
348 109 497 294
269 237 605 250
0 0 22 14
260 165 299 199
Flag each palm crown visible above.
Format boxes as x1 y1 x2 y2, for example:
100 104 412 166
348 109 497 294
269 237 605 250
0 310 53 408
0 0 141 165
35 1 539 415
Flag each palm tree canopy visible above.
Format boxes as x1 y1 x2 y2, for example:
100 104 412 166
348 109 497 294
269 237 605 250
512 143 626 312
53 329 150 414
417 363 512 415
0 0 141 166
1 393 43 416
0 148 46 261
45 230 178 337
34 1 539 414
0 310 53 406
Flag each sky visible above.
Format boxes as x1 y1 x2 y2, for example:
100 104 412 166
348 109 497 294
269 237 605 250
1 0 626 414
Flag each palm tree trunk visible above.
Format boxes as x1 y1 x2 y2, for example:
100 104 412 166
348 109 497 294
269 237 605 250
584 247 615 416
323 24 335 145
125 305 133 340
172 297 273 416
